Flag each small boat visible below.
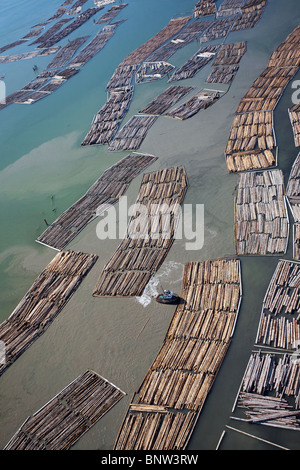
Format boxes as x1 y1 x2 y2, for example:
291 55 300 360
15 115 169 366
156 290 180 305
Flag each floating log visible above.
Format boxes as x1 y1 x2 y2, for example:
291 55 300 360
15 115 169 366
4 370 126 450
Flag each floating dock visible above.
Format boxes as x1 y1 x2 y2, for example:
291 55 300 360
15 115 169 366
0 250 98 377
114 258 242 450
93 166 188 298
4 370 126 450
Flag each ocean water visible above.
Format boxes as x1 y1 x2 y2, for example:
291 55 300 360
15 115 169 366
0 0 300 451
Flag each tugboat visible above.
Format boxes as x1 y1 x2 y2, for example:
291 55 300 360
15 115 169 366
156 289 180 305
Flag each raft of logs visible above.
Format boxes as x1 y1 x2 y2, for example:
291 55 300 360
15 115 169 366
234 170 289 256
36 153 158 250
139 85 194 116
145 19 214 64
0 250 98 377
256 313 300 350
46 36 88 69
294 224 300 260
225 24 300 173
136 61 175 84
286 152 300 223
41 7 102 48
114 258 242 450
289 104 300 148
4 370 126 450
194 0 216 18
231 0 268 31
108 115 157 152
166 89 222 120
169 45 220 82
93 166 188 298
200 17 235 43
81 87 133 146
225 110 277 173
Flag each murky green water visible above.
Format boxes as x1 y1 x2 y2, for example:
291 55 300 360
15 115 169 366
0 0 300 451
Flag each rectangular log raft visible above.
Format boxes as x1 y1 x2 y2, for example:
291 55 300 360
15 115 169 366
225 23 300 172
108 115 158 152
138 85 194 116
286 151 300 223
234 169 289 256
168 45 220 82
93 166 188 298
114 258 242 450
36 153 158 250
289 104 300 148
0 250 98 377
4 370 126 450
166 89 223 120
232 351 300 428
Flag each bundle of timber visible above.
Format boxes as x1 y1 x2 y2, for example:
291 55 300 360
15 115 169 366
139 85 194 116
69 24 119 67
136 61 175 83
289 104 300 147
231 0 267 31
114 258 242 450
81 87 133 146
212 42 247 66
166 89 222 120
225 110 276 173
93 166 188 297
0 251 98 377
41 7 102 48
108 115 157 151
240 352 300 412
200 17 235 43
96 3 128 24
46 36 88 69
31 18 72 47
216 0 244 17
235 170 289 256
37 153 157 250
256 313 300 350
262 260 300 316
286 152 300 222
4 370 125 450
146 20 214 63
169 45 219 82
194 0 216 17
